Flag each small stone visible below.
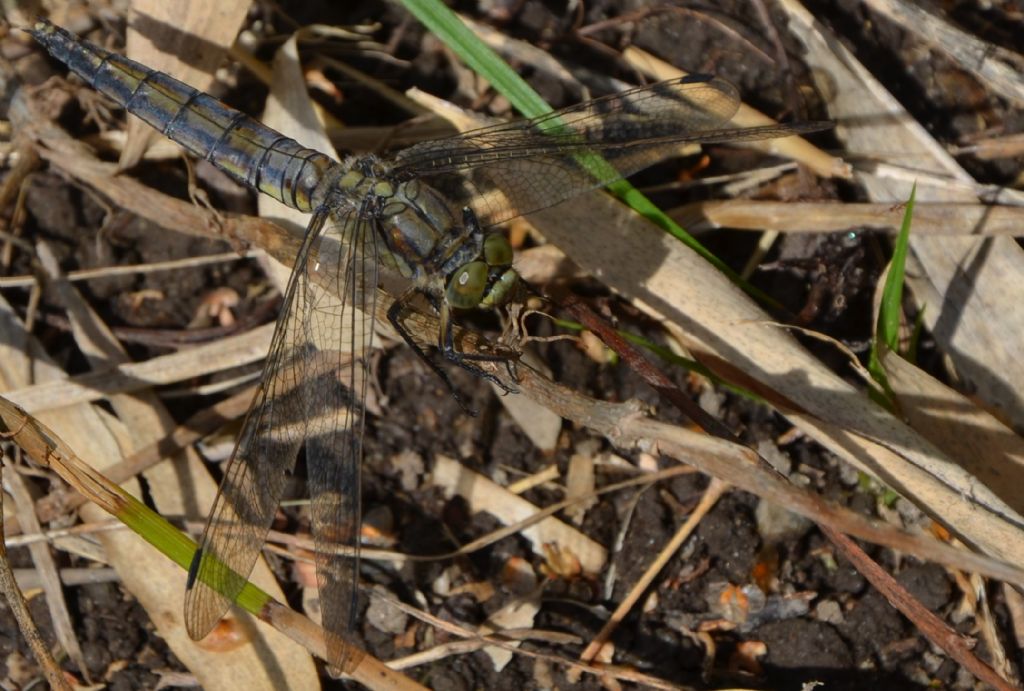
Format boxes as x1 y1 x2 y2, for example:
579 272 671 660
756 498 813 544
814 599 844 625
366 592 409 636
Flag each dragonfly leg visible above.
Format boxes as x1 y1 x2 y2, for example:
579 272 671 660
435 293 519 395
437 301 518 393
387 292 516 410
386 294 466 402
386 294 496 412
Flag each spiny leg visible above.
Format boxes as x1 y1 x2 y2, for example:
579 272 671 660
386 293 461 394
437 300 517 394
386 293 481 412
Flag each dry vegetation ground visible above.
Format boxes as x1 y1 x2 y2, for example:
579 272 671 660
1 0 1023 689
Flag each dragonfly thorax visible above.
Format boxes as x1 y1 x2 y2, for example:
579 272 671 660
337 168 520 310
336 168 462 279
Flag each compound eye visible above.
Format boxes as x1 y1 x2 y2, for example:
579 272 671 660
483 233 513 267
446 261 487 309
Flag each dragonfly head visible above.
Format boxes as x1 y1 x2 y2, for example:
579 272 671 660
445 233 521 310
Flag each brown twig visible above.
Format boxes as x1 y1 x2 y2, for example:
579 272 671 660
562 294 736 439
821 525 1016 691
0 460 73 690
4 463 90 682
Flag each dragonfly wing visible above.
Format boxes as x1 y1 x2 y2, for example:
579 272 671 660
185 205 374 674
183 203 320 640
393 75 820 225
304 209 377 671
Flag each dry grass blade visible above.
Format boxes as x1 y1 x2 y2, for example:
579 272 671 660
0 140 39 270
0 466 72 691
954 132 1024 161
0 397 142 541
10 567 117 589
31 386 256 525
499 387 563 452
3 322 271 413
0 250 263 290
458 15 581 94
1002 585 1024 662
506 464 561 494
2 464 85 685
672 199 1024 236
859 0 1024 107
880 349 1024 517
8 472 78 683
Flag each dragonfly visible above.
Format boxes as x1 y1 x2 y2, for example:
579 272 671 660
30 19 828 670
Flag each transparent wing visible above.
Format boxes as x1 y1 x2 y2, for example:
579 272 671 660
185 204 376 672
392 75 826 225
307 202 376 672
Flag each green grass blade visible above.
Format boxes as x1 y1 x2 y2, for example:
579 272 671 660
867 182 916 406
0 396 273 619
878 183 915 351
114 490 271 616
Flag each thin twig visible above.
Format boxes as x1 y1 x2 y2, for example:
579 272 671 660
379 592 687 689
0 249 264 289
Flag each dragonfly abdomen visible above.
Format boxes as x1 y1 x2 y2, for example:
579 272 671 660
31 20 340 213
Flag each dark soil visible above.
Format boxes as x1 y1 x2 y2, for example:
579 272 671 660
1 0 1020 689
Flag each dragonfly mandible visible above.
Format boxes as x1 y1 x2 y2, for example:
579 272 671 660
30 18 828 670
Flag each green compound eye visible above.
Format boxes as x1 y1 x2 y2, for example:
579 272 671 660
446 261 487 309
483 233 513 267
481 268 519 308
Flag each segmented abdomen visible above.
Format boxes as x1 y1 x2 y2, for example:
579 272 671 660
31 20 339 213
